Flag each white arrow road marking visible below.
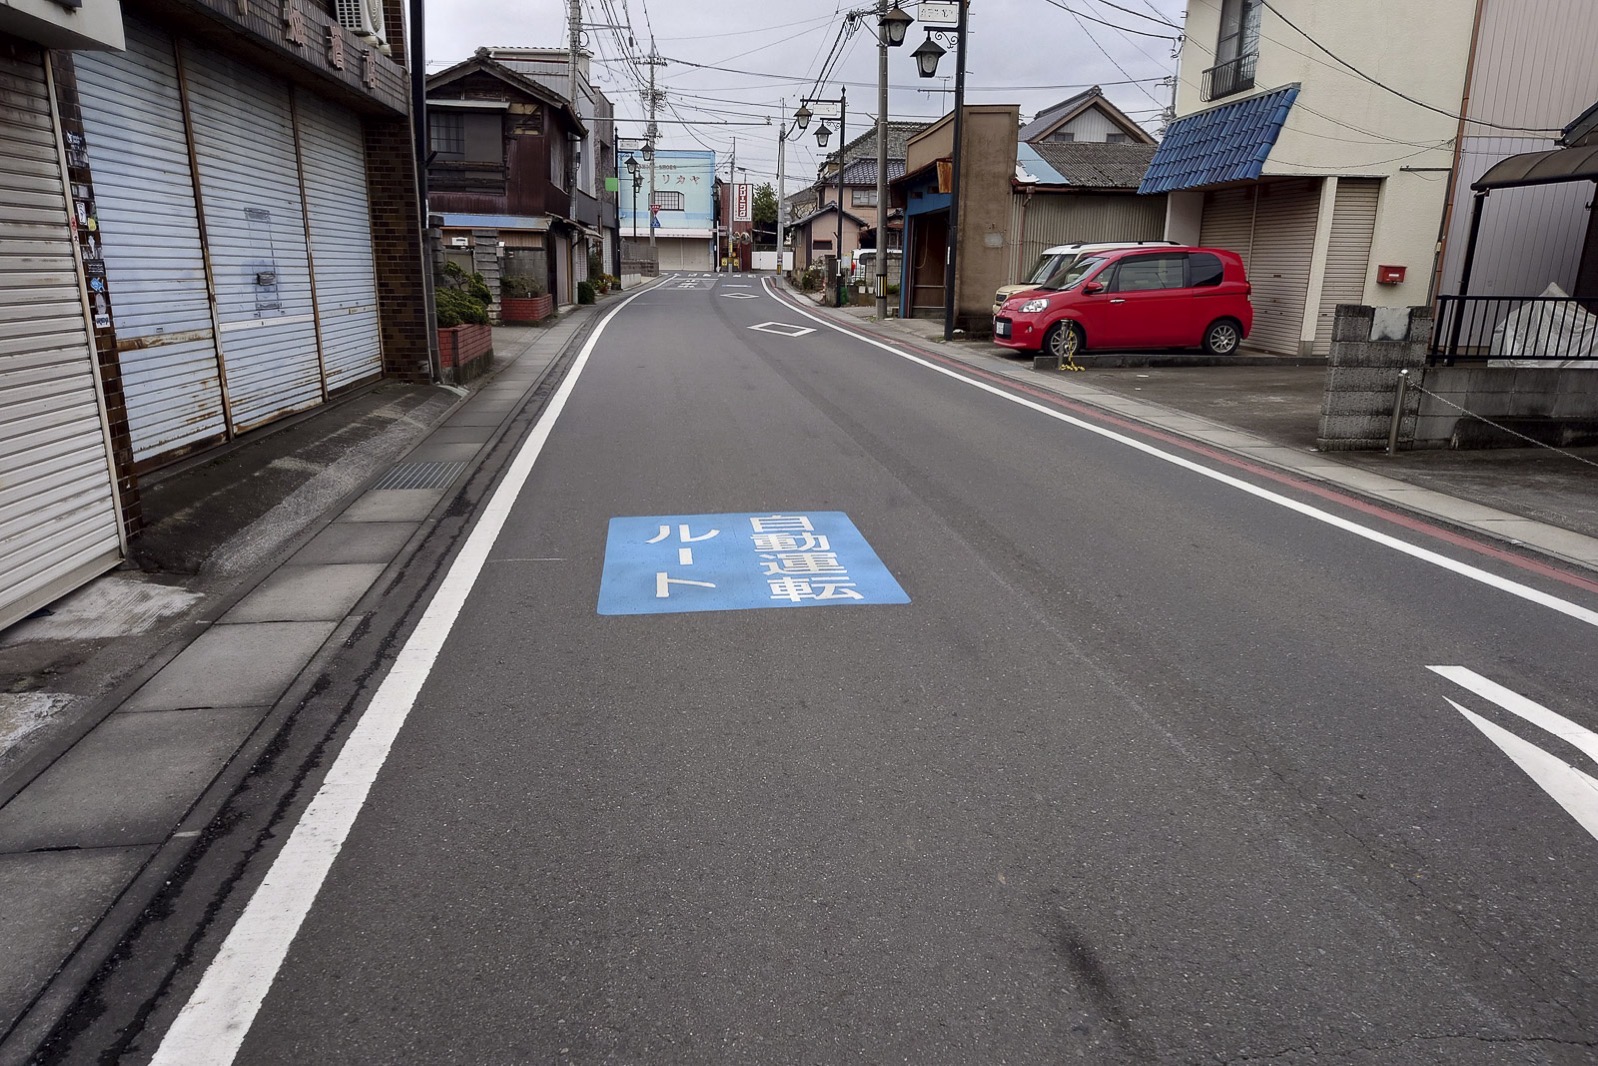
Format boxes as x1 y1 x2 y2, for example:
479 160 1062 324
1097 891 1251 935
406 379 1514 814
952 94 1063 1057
1430 666 1598 764
1432 667 1598 843
1447 700 1598 842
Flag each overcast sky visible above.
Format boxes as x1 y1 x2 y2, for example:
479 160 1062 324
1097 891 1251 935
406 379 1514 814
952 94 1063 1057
427 0 1186 190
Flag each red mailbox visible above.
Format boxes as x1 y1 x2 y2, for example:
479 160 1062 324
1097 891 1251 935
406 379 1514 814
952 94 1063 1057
1376 264 1406 285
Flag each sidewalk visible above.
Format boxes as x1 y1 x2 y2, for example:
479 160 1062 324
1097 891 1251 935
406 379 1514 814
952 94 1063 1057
804 291 1598 572
0 298 612 1059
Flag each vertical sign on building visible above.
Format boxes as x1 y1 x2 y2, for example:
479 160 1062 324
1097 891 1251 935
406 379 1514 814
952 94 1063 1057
733 183 752 223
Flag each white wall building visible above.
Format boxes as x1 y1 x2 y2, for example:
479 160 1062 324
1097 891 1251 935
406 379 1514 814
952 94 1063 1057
1144 0 1597 355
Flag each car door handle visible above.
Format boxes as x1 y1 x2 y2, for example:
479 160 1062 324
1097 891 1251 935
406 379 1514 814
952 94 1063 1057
1109 298 1126 304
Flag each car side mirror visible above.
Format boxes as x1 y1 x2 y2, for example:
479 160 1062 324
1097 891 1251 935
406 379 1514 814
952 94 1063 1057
1083 281 1104 295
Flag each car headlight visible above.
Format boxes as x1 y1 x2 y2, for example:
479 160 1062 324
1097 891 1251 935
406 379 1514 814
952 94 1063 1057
1020 298 1049 314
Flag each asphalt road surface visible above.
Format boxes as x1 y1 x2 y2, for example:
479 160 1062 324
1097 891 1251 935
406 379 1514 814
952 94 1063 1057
76 276 1598 1063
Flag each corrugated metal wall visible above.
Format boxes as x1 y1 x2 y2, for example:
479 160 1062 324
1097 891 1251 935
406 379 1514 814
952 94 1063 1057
75 17 388 466
183 46 323 432
1006 192 1166 283
1437 0 1598 297
1210 179 1319 355
0 47 123 630
1313 179 1381 357
295 89 382 392
75 23 228 462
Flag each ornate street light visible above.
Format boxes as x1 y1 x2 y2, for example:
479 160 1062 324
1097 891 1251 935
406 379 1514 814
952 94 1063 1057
880 5 913 46
793 103 812 131
911 33 946 78
813 123 832 148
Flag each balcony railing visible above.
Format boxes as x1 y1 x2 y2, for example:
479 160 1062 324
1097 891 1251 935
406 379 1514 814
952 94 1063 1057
1432 294 1598 364
1202 52 1257 101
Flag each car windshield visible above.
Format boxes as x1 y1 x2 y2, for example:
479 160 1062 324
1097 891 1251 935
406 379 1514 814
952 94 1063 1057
1024 252 1071 285
1039 255 1106 291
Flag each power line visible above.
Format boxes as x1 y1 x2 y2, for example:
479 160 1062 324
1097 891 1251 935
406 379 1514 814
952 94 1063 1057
1054 3 1169 110
1257 0 1563 134
1037 0 1179 40
1082 0 1180 28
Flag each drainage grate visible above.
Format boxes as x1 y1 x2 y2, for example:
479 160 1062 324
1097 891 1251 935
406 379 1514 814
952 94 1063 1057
373 460 467 490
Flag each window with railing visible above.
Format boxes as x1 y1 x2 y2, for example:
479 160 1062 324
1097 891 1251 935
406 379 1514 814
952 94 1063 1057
1204 0 1260 100
651 190 685 211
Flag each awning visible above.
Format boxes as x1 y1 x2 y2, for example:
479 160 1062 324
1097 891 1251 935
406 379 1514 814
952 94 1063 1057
1473 144 1598 190
1137 85 1299 195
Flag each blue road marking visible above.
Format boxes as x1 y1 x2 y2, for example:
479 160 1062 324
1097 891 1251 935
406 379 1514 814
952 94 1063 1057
597 511 910 615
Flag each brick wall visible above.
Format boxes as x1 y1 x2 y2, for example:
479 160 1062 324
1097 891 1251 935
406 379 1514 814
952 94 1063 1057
363 114 434 382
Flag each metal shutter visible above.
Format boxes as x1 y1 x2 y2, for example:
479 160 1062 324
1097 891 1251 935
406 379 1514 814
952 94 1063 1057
182 47 322 431
1200 186 1256 264
74 21 228 463
1312 178 1380 357
1244 179 1320 355
294 89 381 392
0 48 123 631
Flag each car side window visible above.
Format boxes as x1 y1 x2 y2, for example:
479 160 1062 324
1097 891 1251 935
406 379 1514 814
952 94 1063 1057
1109 254 1186 293
1188 252 1224 288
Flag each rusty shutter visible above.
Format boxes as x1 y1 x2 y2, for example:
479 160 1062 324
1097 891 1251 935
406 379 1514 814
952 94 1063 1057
74 21 230 463
0 47 124 630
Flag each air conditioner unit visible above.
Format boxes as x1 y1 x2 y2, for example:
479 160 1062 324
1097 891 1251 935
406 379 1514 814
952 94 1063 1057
334 0 390 54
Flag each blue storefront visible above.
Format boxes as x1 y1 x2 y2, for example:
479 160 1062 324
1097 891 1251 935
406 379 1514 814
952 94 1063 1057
894 162 952 320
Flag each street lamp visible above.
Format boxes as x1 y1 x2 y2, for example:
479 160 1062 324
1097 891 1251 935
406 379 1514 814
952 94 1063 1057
880 4 913 46
798 88 847 307
625 155 642 239
904 2 968 340
873 0 911 321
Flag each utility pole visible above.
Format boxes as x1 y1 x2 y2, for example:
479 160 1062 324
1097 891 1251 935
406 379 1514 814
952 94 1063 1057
777 98 786 275
567 0 580 116
942 0 968 341
875 0 890 320
835 85 846 308
729 136 736 272
643 50 666 255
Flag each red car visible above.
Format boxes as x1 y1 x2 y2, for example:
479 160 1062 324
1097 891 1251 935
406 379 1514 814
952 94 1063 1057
993 246 1253 360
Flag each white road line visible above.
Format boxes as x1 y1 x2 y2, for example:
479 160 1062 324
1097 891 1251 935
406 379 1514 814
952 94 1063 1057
150 280 668 1066
760 279 1598 631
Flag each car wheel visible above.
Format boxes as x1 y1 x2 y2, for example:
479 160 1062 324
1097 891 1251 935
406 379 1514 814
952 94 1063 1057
1203 318 1241 355
1046 321 1084 361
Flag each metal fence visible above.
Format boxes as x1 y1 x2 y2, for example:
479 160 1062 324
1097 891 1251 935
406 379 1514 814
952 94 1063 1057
1201 52 1256 102
1431 294 1598 364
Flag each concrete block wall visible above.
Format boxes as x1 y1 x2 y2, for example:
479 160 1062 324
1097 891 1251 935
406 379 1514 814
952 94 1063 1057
1316 305 1430 451
1415 364 1598 447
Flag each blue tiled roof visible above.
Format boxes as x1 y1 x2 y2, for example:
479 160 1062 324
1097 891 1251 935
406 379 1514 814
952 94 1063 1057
1137 85 1299 195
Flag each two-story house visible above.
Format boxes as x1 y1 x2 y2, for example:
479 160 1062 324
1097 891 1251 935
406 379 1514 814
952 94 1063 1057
427 52 589 310
0 0 427 630
1145 0 1598 357
790 121 926 269
1019 86 1157 147
481 48 620 287
617 148 716 272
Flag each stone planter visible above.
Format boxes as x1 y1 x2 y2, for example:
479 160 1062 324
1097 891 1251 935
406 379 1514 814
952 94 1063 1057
501 294 554 323
437 323 493 383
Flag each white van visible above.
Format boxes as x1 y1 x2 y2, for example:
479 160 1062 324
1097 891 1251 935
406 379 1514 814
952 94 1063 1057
992 240 1179 316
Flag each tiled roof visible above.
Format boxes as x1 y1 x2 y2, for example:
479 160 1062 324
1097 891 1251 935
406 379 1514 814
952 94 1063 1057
837 158 906 186
1138 85 1299 195
1028 142 1159 189
825 122 928 170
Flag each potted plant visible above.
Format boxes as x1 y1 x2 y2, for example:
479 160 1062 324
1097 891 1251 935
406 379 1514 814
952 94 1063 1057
500 274 554 323
434 263 493 381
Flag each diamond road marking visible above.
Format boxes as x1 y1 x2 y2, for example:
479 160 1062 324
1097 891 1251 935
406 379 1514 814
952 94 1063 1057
721 292 760 299
749 321 815 337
